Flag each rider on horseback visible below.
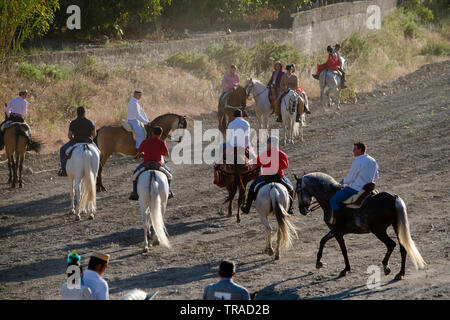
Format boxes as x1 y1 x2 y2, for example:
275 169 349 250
329 142 379 225
58 106 96 176
127 89 149 150
241 136 295 215
312 45 340 81
275 64 304 123
129 126 173 201
219 65 241 108
333 44 347 89
0 90 30 150
267 61 284 111
222 109 254 162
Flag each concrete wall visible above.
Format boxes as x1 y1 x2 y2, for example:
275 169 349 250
22 0 397 66
291 0 397 53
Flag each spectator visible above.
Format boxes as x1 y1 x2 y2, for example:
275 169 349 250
82 252 110 300
203 260 250 300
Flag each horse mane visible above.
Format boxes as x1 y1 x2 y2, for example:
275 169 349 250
304 172 341 195
150 113 184 126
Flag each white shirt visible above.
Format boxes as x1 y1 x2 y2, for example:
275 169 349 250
343 154 379 192
6 96 28 117
226 117 250 148
82 269 109 300
127 97 149 124
60 283 93 300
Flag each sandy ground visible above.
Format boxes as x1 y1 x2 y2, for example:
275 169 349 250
0 60 449 300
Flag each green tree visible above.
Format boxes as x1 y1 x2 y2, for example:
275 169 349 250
0 0 59 64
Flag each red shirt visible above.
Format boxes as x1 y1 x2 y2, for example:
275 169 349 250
137 137 168 165
325 53 340 71
256 148 289 178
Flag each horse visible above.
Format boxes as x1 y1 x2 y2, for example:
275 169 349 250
95 113 188 191
254 182 298 260
217 86 247 138
294 172 426 280
280 90 303 145
137 170 171 252
244 78 271 130
3 122 41 188
66 143 100 221
319 69 342 111
218 147 259 223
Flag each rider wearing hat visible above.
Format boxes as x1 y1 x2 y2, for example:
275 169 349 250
0 89 30 150
241 136 295 215
275 64 301 123
82 252 110 300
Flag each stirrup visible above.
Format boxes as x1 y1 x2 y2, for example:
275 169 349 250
129 192 139 201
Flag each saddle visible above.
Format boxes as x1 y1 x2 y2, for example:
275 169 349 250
254 174 293 196
122 120 148 142
213 163 259 188
133 161 172 183
65 142 99 161
1 120 31 133
342 183 378 208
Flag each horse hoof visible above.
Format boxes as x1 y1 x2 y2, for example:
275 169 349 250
143 247 149 253
384 266 391 276
75 216 81 221
265 248 274 256
89 214 94 220
69 210 75 215
338 269 349 277
394 273 403 281
316 261 324 269
152 239 160 246
274 254 280 260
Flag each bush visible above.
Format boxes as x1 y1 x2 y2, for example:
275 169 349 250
166 51 209 76
252 41 304 75
421 41 450 56
75 56 109 80
205 40 253 75
341 33 372 61
18 62 43 80
42 64 68 81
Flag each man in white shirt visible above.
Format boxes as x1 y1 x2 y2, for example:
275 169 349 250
329 142 379 224
223 109 252 164
127 89 149 149
0 90 29 150
82 252 110 300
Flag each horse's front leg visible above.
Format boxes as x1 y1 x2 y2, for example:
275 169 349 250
316 229 335 269
336 88 342 110
7 157 12 184
335 234 351 277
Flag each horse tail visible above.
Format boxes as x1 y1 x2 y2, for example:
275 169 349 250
395 196 426 270
16 125 42 153
271 185 298 250
80 148 97 213
149 174 171 249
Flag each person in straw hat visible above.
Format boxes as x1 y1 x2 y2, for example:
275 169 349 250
266 61 285 111
82 252 110 300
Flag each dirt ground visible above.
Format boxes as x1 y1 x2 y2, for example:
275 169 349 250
0 60 449 300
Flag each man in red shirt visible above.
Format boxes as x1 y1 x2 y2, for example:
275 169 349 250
129 126 173 201
240 136 294 215
312 45 340 79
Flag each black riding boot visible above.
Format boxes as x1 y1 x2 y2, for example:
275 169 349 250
288 189 295 214
0 131 4 150
241 189 256 214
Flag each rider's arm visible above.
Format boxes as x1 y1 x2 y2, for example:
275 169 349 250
68 130 73 140
343 159 359 186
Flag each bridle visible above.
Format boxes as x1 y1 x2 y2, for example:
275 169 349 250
246 80 267 100
296 178 322 213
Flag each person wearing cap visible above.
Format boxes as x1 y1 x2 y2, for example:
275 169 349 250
0 90 29 150
333 43 347 89
266 61 285 110
203 260 250 300
61 251 93 300
82 252 110 300
57 106 96 176
275 64 299 123
127 89 150 150
241 136 295 215
312 45 340 80
219 65 241 107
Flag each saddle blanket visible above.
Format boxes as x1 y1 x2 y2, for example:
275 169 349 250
65 143 100 156
122 120 147 142
0 121 31 132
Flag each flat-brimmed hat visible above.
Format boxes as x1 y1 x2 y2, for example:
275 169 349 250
134 88 143 94
273 61 283 70
91 252 110 264
334 43 341 48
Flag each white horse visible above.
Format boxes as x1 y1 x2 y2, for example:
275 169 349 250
137 170 171 252
245 78 271 130
66 143 100 221
280 90 303 145
319 69 342 111
254 182 298 260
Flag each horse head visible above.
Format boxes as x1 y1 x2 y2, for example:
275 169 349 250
176 115 188 142
244 78 254 99
294 172 310 216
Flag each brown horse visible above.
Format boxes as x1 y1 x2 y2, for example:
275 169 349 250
218 86 248 138
216 148 258 223
95 113 188 191
3 123 41 188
